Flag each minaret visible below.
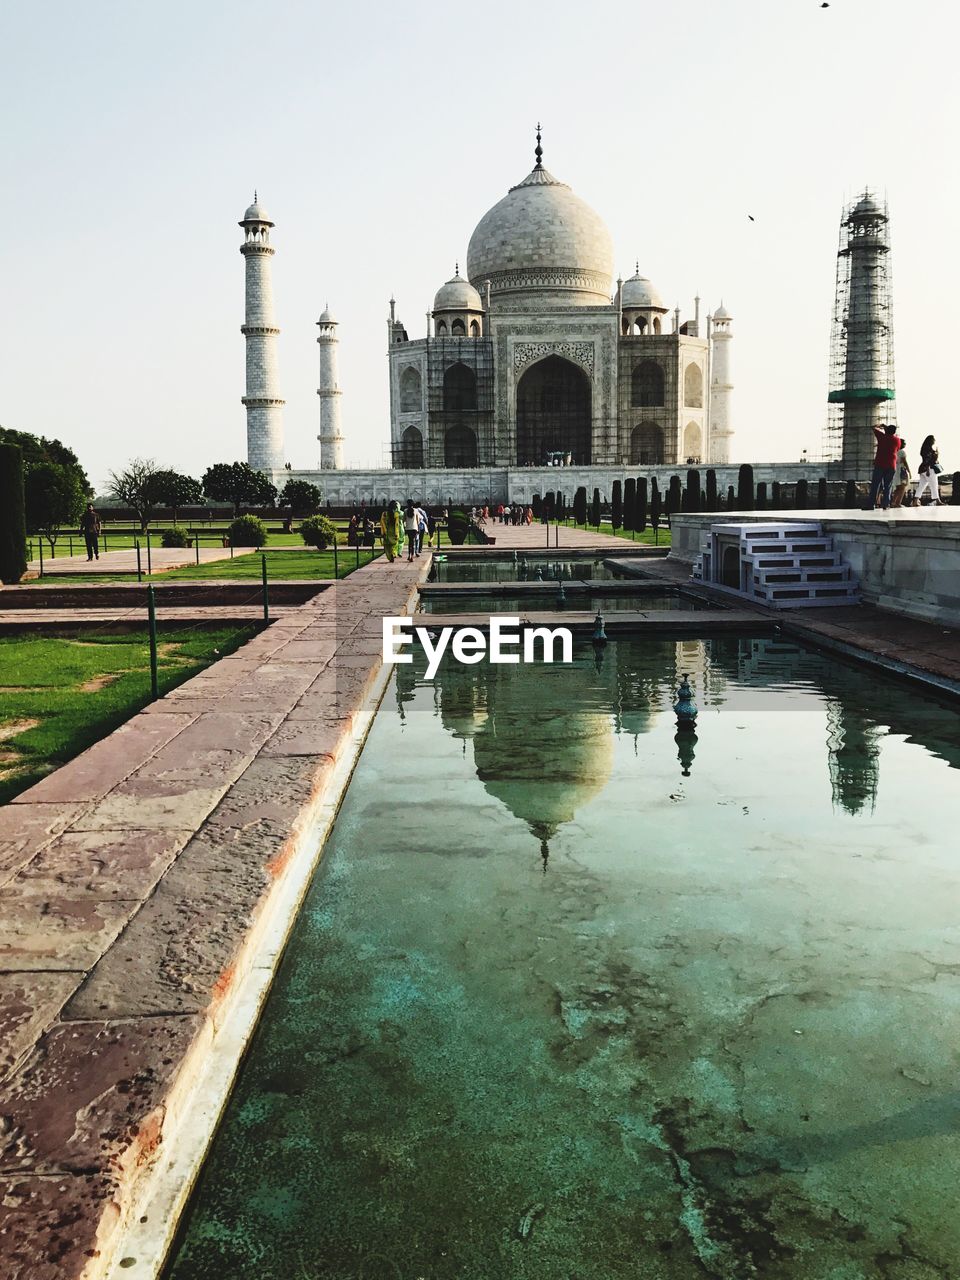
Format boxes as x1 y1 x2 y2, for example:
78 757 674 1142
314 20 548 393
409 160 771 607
826 193 896 473
709 304 734 463
316 304 344 469
239 194 284 472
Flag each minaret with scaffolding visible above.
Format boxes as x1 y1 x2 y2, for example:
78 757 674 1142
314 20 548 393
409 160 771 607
824 192 896 475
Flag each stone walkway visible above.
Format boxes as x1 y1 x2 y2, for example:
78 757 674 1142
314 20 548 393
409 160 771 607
26 546 242 575
456 520 661 551
0 553 426 1279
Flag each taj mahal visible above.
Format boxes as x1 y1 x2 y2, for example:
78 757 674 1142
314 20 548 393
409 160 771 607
240 132 810 506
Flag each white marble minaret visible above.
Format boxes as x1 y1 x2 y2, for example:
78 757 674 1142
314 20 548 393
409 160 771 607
709 304 734 463
316 305 344 469
240 195 285 471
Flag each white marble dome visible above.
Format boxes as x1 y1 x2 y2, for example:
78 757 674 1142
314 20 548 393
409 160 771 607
242 200 272 224
621 271 666 311
433 272 483 313
466 162 614 307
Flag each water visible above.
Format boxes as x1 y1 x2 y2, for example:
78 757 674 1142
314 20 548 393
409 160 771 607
417 590 703 614
164 637 960 1280
432 558 637 583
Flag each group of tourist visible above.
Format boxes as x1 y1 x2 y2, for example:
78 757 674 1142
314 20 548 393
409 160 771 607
377 501 443 562
472 503 533 526
869 425 944 510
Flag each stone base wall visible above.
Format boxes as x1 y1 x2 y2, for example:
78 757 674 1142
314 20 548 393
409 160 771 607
670 512 960 627
272 462 839 507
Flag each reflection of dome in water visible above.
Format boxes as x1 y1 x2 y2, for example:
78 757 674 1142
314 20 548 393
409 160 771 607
474 709 614 847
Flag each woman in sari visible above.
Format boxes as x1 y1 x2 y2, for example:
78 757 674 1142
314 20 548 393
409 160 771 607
380 500 404 561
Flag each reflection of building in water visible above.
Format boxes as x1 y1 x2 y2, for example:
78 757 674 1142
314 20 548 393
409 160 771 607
825 699 882 815
672 638 728 707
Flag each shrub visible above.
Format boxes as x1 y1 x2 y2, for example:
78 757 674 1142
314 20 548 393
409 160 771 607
682 469 701 513
817 477 828 508
447 509 470 545
160 526 191 548
795 478 809 509
228 514 268 547
0 442 27 583
300 514 338 550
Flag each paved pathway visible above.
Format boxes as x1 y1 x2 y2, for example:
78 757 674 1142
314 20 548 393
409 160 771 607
443 521 664 552
0 552 427 1279
26 546 241 575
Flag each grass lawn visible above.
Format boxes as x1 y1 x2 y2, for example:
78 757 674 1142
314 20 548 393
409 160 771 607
0 626 256 803
28 547 383 584
556 519 671 546
156 547 381 581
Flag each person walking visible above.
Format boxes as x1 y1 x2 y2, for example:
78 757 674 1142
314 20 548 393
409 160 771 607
866 422 901 510
890 437 912 508
915 435 943 506
79 503 101 561
380 501 403 562
415 503 428 552
403 501 420 560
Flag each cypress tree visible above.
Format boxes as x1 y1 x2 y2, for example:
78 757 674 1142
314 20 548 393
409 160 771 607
591 487 601 528
705 469 718 511
755 482 768 510
817 477 828 508
667 474 682 515
573 486 587 525
623 478 636 532
772 480 782 509
727 484 736 508
796 478 809 509
532 493 542 519
611 480 623 531
737 464 755 511
636 477 648 532
544 491 555 519
952 473 960 505
0 442 27 583
683 469 701 512
844 479 858 508
650 478 662 532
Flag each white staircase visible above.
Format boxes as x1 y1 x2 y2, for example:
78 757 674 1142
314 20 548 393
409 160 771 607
693 522 859 608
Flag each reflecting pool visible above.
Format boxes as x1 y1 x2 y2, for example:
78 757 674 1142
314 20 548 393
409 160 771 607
432 557 635 583
417 590 704 614
164 637 960 1280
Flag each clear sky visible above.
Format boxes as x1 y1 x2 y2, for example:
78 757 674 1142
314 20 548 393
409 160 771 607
1 0 953 491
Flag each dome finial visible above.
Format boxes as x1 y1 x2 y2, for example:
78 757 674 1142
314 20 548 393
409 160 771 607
534 121 543 170
254 189 258 203
455 261 460 277
635 259 639 275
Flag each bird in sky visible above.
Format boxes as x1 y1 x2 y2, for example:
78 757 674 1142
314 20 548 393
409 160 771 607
821 2 829 7
748 214 756 222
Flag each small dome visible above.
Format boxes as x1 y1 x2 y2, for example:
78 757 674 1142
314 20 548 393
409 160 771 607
317 304 337 324
851 193 883 220
241 199 273 225
713 302 732 320
621 271 666 311
433 271 483 313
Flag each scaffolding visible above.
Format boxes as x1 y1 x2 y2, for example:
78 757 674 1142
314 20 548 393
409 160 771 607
822 192 896 468
389 335 496 469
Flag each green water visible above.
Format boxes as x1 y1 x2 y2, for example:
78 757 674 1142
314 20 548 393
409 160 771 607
418 590 702 614
164 638 960 1279
433 558 634 583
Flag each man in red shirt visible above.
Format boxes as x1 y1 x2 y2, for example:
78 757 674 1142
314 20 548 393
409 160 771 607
866 422 901 510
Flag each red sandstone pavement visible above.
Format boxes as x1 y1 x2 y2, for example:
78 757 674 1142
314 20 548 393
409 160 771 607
0 552 427 1279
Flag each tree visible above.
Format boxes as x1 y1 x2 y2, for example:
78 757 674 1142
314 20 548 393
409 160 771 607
24 461 86 551
705 470 718 511
682 469 701 512
650 479 662 533
667 475 682 515
108 456 164 530
817 477 828 508
280 479 322 517
611 480 623 531
795 478 809 509
0 442 27 582
202 461 277 517
737 464 755 511
591 487 601 529
0 426 92 497
573 486 587 526
623 478 636 532
149 470 204 522
636 478 648 532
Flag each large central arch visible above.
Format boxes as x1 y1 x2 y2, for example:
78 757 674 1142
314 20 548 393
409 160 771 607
515 355 592 465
